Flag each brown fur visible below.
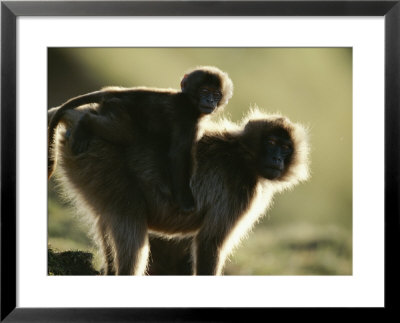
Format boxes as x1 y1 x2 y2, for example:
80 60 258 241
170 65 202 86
147 236 193 275
48 66 233 213
50 107 309 275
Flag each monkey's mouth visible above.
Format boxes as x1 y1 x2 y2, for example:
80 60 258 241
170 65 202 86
265 163 284 171
262 167 283 179
200 106 216 114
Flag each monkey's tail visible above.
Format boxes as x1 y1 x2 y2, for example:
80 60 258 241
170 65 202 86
47 90 106 179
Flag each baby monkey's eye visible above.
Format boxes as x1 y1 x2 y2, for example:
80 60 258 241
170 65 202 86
213 91 222 99
200 88 210 94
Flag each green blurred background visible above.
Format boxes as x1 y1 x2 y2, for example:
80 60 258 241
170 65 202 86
48 48 352 275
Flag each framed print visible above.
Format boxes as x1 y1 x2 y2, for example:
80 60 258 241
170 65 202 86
1 0 399 321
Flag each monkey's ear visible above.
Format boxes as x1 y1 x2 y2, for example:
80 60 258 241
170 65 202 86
239 121 261 157
180 74 188 90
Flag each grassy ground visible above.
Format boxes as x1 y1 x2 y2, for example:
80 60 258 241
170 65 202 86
48 192 352 275
225 221 351 275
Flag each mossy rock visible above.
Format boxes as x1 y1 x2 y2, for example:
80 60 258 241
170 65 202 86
48 247 100 275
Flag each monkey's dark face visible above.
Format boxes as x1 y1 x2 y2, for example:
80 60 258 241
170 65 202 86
181 70 224 114
197 86 222 114
259 133 293 180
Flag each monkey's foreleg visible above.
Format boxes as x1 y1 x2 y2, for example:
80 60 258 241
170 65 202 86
194 233 225 275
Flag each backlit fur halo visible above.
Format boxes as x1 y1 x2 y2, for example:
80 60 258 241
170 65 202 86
201 107 310 192
184 65 234 108
240 107 311 192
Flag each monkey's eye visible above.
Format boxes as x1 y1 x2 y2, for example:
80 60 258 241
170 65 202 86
213 91 222 101
200 88 210 94
281 144 293 157
267 139 276 145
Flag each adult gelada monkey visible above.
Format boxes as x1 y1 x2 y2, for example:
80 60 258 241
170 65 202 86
50 108 310 275
48 66 233 212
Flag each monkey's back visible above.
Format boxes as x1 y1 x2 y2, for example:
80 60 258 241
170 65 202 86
98 89 198 139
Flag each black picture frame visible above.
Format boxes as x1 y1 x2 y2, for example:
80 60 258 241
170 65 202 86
1 0 399 321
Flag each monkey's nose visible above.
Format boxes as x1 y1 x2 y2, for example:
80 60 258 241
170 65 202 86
272 156 282 163
209 100 218 108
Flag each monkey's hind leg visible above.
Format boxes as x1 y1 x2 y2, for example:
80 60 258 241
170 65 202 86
107 210 149 276
148 237 194 275
70 113 93 155
97 220 116 275
70 109 134 155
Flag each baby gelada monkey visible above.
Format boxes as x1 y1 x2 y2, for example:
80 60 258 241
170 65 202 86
48 66 233 212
